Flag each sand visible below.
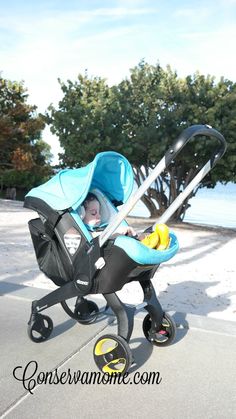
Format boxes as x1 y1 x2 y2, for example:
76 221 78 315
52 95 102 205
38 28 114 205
0 199 236 322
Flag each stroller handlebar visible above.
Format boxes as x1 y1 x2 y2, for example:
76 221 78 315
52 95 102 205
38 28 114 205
99 124 227 247
165 124 227 168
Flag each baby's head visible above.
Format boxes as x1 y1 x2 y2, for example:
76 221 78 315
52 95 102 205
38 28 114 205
82 193 101 227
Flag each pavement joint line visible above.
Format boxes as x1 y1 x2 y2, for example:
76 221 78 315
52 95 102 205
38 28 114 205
0 242 31 246
1 390 30 419
2 284 236 335
2 294 236 334
189 326 235 337
0 316 116 419
1 294 35 302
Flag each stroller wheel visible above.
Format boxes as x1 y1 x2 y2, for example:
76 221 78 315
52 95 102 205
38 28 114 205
143 312 176 346
93 334 132 374
74 299 99 324
27 314 53 343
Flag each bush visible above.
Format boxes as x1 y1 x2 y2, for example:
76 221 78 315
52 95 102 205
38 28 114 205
1 168 51 190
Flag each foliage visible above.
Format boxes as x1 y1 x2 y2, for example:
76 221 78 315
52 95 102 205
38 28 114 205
0 76 52 192
2 168 50 189
46 74 120 166
46 62 236 220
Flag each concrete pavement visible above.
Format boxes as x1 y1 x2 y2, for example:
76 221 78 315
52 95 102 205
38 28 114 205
1 284 236 419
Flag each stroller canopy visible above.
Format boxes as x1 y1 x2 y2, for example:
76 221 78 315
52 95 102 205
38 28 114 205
26 151 134 211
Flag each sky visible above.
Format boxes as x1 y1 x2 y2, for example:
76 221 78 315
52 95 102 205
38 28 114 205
1 0 236 163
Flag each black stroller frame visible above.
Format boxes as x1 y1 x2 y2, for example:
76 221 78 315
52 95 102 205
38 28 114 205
25 125 227 374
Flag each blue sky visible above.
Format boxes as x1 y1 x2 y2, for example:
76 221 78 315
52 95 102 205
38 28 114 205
1 0 236 162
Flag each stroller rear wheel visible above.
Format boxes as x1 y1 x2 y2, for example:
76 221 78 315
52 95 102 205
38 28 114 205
61 298 99 324
74 299 99 324
142 312 176 346
93 334 132 374
27 313 53 343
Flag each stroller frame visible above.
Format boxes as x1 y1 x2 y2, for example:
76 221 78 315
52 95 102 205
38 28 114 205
25 125 227 374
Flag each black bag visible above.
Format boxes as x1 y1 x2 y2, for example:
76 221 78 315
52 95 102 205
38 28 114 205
28 218 72 286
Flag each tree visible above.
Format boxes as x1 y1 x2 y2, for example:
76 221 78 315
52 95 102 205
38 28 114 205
114 62 236 218
46 63 236 220
0 76 52 192
46 74 127 167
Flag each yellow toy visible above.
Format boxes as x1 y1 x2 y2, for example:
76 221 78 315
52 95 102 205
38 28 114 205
141 223 170 250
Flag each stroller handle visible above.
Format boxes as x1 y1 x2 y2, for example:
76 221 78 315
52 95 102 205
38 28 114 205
99 125 227 247
164 124 227 169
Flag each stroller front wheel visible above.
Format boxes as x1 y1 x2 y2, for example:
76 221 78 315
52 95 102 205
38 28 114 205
142 312 176 346
93 334 132 374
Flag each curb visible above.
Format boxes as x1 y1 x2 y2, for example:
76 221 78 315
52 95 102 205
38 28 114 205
134 309 236 335
1 283 236 336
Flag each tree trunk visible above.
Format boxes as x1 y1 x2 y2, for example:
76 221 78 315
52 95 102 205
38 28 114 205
140 195 159 218
133 164 199 222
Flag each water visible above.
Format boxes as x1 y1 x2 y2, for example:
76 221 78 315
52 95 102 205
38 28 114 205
130 182 236 229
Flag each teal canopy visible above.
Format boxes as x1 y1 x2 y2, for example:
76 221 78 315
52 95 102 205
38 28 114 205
26 151 134 211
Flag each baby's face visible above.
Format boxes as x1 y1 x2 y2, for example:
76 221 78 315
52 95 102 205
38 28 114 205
84 200 101 226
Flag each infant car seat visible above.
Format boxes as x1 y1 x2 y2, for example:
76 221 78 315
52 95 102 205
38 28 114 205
24 151 178 374
25 125 227 374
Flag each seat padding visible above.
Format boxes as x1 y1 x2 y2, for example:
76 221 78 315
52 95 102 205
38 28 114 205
114 232 179 265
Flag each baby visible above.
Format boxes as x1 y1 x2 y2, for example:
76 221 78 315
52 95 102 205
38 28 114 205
81 192 170 250
83 193 102 228
82 192 136 237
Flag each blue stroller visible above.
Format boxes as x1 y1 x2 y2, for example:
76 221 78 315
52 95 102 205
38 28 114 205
24 125 226 374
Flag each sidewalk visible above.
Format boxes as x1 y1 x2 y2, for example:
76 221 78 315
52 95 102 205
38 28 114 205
0 200 236 418
1 284 236 419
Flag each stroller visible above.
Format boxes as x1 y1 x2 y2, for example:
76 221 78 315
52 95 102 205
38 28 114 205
24 125 226 374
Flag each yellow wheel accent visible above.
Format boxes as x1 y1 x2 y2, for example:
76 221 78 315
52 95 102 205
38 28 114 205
102 358 126 374
94 338 118 356
93 334 132 375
